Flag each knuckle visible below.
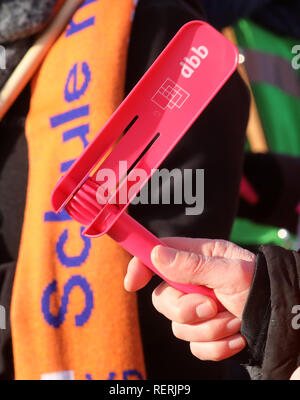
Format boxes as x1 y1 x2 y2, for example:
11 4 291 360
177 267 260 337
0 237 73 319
174 303 188 324
152 282 167 306
151 288 161 312
171 321 182 339
189 342 206 361
185 252 204 276
199 323 215 341
189 342 201 359
213 239 231 258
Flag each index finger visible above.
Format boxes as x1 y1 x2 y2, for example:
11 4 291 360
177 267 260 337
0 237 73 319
124 256 154 292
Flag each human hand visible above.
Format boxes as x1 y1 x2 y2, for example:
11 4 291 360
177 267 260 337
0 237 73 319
290 367 300 380
125 237 256 361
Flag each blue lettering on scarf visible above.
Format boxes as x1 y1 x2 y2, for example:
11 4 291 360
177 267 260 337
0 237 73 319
63 124 90 148
41 275 94 328
56 227 91 267
50 105 90 128
84 371 144 380
42 2 96 336
44 208 72 222
64 62 91 102
60 159 76 172
66 0 98 37
44 59 92 229
123 370 143 380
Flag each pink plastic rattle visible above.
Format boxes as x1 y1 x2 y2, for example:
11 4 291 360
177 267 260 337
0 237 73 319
52 21 239 311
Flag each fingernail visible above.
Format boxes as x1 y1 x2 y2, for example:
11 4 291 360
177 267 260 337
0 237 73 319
228 336 245 350
226 318 241 332
155 246 177 266
196 302 215 319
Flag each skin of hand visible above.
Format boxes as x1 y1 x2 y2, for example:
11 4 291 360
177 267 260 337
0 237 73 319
124 237 256 361
290 367 300 380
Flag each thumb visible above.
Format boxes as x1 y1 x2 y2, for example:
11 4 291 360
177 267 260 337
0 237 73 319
151 245 254 296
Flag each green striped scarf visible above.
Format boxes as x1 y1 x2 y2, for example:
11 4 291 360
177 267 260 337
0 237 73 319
230 19 300 249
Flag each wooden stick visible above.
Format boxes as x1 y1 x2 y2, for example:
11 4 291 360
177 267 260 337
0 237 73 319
0 0 84 121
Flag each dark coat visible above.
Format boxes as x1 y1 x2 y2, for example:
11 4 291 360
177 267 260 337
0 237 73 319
201 0 300 39
241 245 300 380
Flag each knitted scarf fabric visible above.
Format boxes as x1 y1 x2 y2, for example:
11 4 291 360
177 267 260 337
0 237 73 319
11 0 146 380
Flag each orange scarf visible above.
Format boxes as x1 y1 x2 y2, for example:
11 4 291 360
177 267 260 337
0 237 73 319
11 0 146 380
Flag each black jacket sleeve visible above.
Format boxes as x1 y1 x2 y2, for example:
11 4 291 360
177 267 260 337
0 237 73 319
241 245 300 380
